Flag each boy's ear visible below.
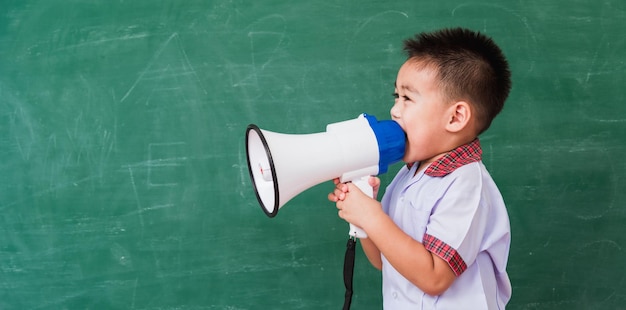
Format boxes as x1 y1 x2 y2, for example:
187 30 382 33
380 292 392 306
445 101 472 133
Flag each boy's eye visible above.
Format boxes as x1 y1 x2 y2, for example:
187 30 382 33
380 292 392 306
393 92 411 102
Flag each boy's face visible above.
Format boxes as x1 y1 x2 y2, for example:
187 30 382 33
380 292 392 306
391 60 451 164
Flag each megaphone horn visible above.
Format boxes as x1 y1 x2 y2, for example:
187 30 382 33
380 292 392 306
245 113 405 237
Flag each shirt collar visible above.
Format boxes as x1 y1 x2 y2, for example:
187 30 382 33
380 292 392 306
408 138 482 177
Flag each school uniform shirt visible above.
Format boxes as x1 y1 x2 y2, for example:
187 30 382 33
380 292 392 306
380 139 511 309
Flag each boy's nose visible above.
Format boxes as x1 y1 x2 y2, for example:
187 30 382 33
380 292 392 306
390 105 401 119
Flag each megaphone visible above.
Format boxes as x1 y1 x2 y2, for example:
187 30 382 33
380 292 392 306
245 113 405 238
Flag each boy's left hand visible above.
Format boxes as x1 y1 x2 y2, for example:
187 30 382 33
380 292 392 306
329 181 382 231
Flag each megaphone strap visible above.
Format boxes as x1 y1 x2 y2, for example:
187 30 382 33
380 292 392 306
342 238 357 310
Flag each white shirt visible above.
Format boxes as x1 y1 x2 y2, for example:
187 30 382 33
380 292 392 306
380 148 511 309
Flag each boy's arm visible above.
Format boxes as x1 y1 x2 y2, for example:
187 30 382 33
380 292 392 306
364 211 456 296
335 182 456 296
360 176 383 269
360 237 382 270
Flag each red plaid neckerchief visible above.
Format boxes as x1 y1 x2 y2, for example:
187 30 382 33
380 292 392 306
409 139 482 177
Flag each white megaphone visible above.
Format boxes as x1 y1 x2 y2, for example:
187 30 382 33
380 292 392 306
245 113 405 238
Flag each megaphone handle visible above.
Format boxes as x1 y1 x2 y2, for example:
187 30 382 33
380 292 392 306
349 176 372 239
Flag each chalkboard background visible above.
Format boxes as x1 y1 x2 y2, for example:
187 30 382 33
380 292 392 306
1 1 624 309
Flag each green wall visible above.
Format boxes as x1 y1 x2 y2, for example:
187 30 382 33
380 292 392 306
1 0 625 309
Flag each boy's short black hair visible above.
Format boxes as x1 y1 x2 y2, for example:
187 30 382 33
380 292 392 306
403 27 511 134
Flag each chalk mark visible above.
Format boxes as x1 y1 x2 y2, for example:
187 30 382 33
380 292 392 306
0 175 99 210
176 36 207 95
147 142 186 187
53 33 151 52
353 10 409 38
120 32 178 103
127 166 145 233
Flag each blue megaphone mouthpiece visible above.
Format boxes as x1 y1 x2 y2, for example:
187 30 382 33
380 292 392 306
362 113 406 174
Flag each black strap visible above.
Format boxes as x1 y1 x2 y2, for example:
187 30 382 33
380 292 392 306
343 237 357 310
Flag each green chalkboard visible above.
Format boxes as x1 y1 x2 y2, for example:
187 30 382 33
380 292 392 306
1 1 625 309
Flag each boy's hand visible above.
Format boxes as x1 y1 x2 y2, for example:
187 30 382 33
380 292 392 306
327 177 380 202
369 176 381 199
327 178 347 202
327 177 383 231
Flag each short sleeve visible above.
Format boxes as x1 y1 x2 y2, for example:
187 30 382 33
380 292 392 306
423 163 489 276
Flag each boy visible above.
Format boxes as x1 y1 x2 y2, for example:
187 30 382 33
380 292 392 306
329 27 512 309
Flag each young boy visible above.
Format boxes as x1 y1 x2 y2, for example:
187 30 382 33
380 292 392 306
329 28 512 309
